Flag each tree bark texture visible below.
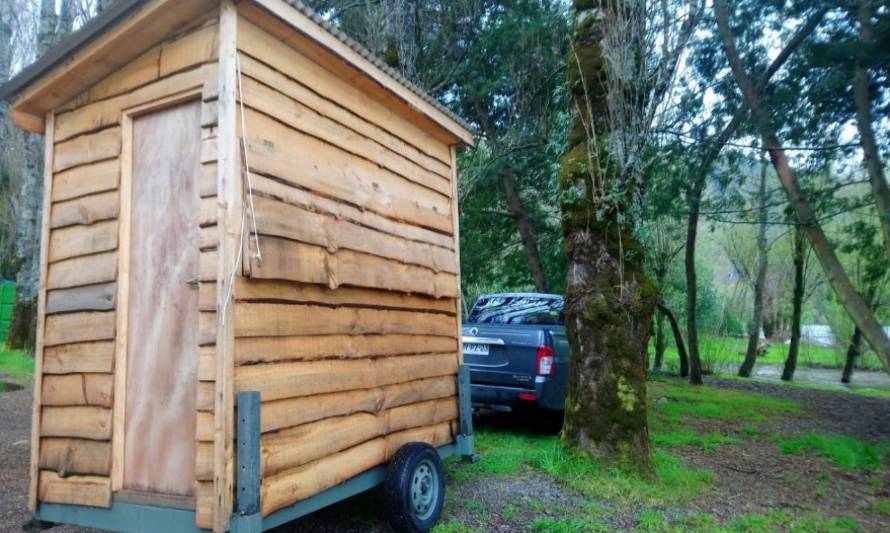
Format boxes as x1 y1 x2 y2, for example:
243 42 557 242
739 161 769 377
852 1 890 266
842 327 864 384
658 300 689 377
501 167 550 293
782 226 805 381
714 0 890 373
559 0 655 471
684 179 704 384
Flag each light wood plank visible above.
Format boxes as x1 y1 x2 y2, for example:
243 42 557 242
251 195 456 273
449 146 464 364
39 438 112 477
30 112 54 512
235 303 456 338
48 220 118 263
54 64 218 142
42 374 113 407
234 278 455 313
53 127 121 172
44 311 116 347
235 334 457 365
238 53 452 178
50 191 119 228
195 442 214 481
195 480 214 530
46 282 116 314
159 22 219 77
248 237 458 298
260 375 457 433
37 471 111 508
251 174 454 250
244 108 452 233
236 17 457 161
40 406 112 440
235 352 458 402
50 158 119 203
240 75 451 195
47 251 117 290
78 47 161 105
43 341 115 374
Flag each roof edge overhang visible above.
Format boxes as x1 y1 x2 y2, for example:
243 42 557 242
1 0 474 147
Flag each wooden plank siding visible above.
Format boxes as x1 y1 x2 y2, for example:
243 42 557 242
33 17 221 516
231 13 462 519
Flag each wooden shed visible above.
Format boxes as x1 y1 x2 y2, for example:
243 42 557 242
0 1 475 531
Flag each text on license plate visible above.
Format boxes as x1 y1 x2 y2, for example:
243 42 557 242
463 343 489 356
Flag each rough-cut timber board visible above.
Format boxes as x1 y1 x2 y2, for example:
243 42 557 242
48 220 118 263
50 191 119 228
37 471 111 508
50 158 119 203
43 341 115 374
250 195 456 273
235 303 456 338
235 334 458 365
259 375 457 433
53 127 121 172
248 237 458 298
42 374 113 407
235 353 458 402
43 312 116 347
39 438 112 477
46 282 116 314
46 252 117 290
234 278 456 313
40 406 112 440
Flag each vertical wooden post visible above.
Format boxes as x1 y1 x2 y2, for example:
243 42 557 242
214 1 240 530
28 111 54 512
449 145 463 362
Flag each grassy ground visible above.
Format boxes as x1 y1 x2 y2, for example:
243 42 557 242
434 377 890 532
0 348 33 384
653 335 885 374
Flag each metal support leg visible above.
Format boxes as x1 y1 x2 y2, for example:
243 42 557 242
457 365 479 463
232 391 262 533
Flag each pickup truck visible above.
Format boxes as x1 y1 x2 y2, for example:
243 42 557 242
461 293 570 429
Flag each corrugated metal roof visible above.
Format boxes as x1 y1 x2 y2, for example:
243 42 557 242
0 0 473 134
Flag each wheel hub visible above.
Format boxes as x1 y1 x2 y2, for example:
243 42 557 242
410 459 438 520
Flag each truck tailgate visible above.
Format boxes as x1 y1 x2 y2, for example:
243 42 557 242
462 324 547 389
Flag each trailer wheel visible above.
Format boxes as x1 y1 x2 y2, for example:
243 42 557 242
384 442 445 533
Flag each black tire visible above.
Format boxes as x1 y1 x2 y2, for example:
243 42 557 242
384 442 445 533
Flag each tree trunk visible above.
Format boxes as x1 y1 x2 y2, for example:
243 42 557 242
7 0 58 352
501 167 550 293
559 0 655 472
841 327 864 384
685 179 704 384
715 0 890 373
782 226 805 381
739 160 769 377
681 6 825 385
658 300 689 376
653 308 665 371
852 0 890 265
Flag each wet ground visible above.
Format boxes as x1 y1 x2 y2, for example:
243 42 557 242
750 364 890 390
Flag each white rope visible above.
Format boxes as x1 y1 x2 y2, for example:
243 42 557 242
220 209 246 326
236 51 262 262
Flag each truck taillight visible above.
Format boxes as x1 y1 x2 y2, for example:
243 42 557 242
536 345 554 376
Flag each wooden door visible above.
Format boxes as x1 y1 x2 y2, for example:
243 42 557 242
123 101 202 498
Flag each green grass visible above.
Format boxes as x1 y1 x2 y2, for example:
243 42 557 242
727 510 860 533
463 426 714 507
0 348 33 383
431 518 484 533
648 377 801 425
776 433 890 470
530 516 608 533
653 335 885 372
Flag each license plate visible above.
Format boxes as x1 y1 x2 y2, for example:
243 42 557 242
463 343 489 356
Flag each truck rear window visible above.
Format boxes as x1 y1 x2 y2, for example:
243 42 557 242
467 295 564 325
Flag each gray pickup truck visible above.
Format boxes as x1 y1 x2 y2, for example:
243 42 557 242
461 293 570 428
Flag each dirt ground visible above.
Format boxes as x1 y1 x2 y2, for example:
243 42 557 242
1 377 889 532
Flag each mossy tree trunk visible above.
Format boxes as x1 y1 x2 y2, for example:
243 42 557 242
559 0 656 473
739 159 769 378
782 226 805 381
